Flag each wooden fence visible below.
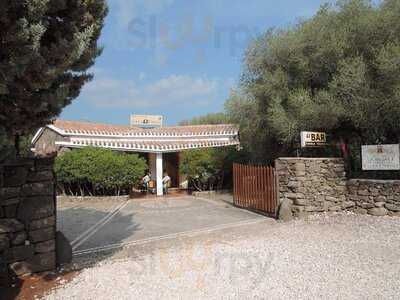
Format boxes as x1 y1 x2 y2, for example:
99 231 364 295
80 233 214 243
233 163 278 215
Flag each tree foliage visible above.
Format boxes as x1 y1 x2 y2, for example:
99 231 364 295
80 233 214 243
234 0 400 161
55 147 147 196
179 112 248 190
0 0 108 140
179 113 230 126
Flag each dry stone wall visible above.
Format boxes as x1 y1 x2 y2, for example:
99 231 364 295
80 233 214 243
347 179 400 217
0 157 56 279
276 158 400 219
276 158 348 218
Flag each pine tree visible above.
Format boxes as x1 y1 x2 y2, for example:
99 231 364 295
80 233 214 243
0 0 108 145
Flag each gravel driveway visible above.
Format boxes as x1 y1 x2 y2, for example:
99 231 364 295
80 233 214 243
45 213 400 300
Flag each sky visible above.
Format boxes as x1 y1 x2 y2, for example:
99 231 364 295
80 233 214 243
61 0 334 126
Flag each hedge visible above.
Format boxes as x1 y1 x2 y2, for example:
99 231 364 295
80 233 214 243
55 147 147 196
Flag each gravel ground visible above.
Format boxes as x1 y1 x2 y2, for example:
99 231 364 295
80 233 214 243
44 213 400 300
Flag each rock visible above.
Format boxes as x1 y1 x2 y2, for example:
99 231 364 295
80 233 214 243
325 196 338 202
35 157 55 171
9 261 31 276
286 193 299 200
0 219 24 234
4 204 18 218
354 207 368 215
9 252 56 276
368 207 388 217
375 202 386 208
6 244 35 263
361 203 375 209
35 240 56 254
329 206 341 212
0 235 9 252
305 206 318 212
29 227 55 243
10 231 27 246
30 252 56 273
21 182 54 197
56 231 72 266
17 196 55 222
278 200 293 222
0 187 20 201
26 171 53 183
287 181 300 189
358 190 370 196
293 198 308 206
29 216 56 231
375 196 386 202
3 166 28 187
385 203 400 212
342 201 355 209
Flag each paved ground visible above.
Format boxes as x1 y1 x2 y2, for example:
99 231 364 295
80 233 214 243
46 213 400 299
57 195 266 257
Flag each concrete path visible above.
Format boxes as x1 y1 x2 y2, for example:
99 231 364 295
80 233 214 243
57 196 267 259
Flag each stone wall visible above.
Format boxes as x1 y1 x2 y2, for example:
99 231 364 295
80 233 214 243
347 179 400 216
276 158 348 218
276 157 400 219
0 157 56 278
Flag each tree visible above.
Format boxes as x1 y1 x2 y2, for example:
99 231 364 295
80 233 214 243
237 0 400 162
180 149 220 191
0 0 108 150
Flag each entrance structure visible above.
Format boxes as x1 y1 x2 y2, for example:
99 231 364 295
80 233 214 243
32 120 240 196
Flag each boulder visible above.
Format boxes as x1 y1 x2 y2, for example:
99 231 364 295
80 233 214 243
368 207 388 217
375 202 386 208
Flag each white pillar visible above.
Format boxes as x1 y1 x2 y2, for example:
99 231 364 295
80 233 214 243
156 152 163 196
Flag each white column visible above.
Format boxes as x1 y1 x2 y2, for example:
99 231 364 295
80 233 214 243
156 152 163 196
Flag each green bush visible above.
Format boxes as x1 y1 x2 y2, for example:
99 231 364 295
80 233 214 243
55 147 147 196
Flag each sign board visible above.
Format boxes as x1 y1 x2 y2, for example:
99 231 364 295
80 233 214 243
130 115 163 128
300 131 327 148
362 144 400 171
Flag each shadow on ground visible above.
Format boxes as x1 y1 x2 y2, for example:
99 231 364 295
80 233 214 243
2 204 140 300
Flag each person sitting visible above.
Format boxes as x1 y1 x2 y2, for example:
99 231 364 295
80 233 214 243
162 172 171 195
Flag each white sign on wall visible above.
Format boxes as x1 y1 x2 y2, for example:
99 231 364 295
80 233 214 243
130 115 163 128
362 144 400 171
300 131 327 148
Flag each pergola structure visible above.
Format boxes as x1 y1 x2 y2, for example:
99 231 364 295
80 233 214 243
32 120 240 196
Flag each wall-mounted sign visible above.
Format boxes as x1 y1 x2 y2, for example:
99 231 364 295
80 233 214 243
130 115 163 128
362 144 400 171
300 131 327 148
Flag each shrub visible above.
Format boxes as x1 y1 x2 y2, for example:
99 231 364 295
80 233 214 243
55 147 147 196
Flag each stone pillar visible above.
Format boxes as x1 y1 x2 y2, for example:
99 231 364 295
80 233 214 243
156 153 163 196
0 156 57 278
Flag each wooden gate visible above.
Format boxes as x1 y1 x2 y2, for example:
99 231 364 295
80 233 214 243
233 163 278 215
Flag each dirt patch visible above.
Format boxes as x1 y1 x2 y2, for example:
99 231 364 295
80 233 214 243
1 270 79 300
